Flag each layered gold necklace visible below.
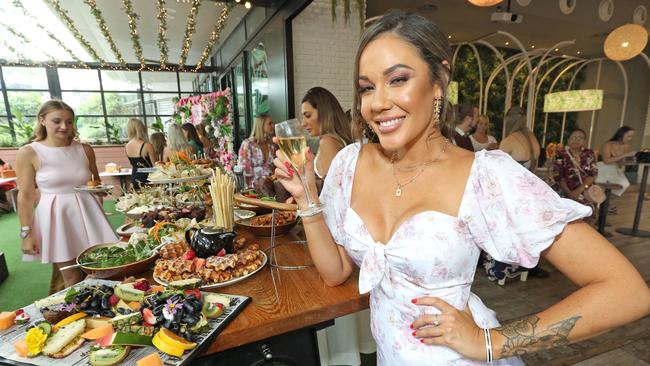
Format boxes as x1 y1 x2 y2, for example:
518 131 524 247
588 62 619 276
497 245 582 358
390 138 449 197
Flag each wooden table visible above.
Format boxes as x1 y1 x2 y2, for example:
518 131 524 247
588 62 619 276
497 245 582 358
146 227 369 358
616 163 650 237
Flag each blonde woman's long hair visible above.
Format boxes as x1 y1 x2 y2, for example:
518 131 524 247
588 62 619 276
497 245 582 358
33 99 76 143
127 118 149 142
167 123 188 152
505 106 528 136
250 114 272 145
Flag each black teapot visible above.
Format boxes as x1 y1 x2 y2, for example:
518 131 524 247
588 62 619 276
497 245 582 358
185 226 237 258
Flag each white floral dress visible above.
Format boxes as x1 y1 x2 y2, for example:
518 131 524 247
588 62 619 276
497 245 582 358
320 143 591 365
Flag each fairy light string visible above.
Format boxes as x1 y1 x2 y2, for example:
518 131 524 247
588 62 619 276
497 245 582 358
194 3 233 71
178 0 202 68
156 0 169 69
11 0 88 68
122 0 146 70
83 0 127 66
45 0 106 65
0 22 58 63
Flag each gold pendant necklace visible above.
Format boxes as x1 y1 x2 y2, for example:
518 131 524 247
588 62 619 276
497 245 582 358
391 139 448 197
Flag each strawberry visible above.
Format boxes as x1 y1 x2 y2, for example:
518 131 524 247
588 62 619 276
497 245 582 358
193 257 206 272
182 250 196 260
244 193 257 198
109 294 120 306
216 248 226 257
142 308 157 325
184 288 201 300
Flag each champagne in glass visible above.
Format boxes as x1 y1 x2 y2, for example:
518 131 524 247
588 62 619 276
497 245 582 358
276 136 307 171
275 119 322 214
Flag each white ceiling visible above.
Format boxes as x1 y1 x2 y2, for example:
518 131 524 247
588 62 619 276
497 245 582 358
366 0 650 58
0 0 249 68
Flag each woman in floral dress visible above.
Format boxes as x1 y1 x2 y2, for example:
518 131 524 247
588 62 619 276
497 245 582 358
552 129 598 212
237 113 276 188
272 10 650 365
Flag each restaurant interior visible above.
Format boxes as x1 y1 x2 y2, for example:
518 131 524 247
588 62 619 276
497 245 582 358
0 0 648 365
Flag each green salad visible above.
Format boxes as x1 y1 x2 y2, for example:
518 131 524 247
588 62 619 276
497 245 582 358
80 238 158 268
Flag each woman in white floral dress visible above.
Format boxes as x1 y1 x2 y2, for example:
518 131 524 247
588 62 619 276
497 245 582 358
273 10 650 366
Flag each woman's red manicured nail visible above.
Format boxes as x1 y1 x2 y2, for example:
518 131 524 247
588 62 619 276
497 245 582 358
411 298 417 304
410 324 414 329
420 339 425 343
284 161 291 169
411 331 416 337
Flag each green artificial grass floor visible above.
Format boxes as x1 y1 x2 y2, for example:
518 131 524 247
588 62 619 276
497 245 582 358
0 200 123 311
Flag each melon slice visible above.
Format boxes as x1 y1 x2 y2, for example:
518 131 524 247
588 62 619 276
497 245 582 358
0 311 16 330
14 339 28 358
81 324 114 340
137 352 164 366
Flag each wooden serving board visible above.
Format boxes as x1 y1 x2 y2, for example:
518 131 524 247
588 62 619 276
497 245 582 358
233 193 297 212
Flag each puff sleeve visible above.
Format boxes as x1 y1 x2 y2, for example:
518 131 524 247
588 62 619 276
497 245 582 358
463 150 592 268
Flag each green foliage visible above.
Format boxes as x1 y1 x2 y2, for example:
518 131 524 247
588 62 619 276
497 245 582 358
0 110 35 146
105 120 123 144
151 116 165 133
452 46 584 146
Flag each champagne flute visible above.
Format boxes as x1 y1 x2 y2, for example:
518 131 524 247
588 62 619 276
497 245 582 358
275 118 322 215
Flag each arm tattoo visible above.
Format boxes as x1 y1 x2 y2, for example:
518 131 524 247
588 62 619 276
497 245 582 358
494 315 581 357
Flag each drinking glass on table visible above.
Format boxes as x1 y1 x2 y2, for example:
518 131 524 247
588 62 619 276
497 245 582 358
275 118 323 215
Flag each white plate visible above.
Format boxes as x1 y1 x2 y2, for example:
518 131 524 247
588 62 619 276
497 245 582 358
154 250 267 289
116 222 148 236
147 174 211 184
74 184 114 192
234 208 256 220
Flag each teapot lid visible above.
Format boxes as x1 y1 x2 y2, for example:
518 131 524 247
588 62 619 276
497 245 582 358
201 226 225 235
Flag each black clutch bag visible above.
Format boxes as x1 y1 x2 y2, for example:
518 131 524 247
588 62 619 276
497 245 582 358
636 151 650 164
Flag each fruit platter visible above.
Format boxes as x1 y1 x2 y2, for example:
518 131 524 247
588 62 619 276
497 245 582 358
0 278 250 366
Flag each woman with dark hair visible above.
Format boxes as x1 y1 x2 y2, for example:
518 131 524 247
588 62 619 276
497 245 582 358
16 100 117 288
552 129 599 211
596 126 636 196
150 132 166 163
301 86 354 178
181 123 204 158
272 10 649 365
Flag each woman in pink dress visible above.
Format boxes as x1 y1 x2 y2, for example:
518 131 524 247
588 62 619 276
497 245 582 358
272 10 650 365
16 100 118 288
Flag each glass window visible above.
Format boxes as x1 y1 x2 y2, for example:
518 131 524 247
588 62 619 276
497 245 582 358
179 73 195 92
62 92 103 115
232 61 247 146
2 67 48 89
248 41 269 120
7 91 50 117
246 7 266 38
221 24 245 68
0 100 6 115
143 93 178 116
0 118 13 147
101 70 141 91
141 71 178 92
105 116 129 142
103 92 142 115
76 116 108 143
58 69 100 90
145 116 172 132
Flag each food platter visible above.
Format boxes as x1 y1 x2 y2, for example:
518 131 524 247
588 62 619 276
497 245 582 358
0 278 251 366
153 251 268 289
233 209 255 220
147 174 211 185
73 184 114 193
235 213 299 237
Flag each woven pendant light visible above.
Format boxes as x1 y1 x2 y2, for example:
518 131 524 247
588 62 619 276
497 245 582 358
604 24 649 61
467 0 504 7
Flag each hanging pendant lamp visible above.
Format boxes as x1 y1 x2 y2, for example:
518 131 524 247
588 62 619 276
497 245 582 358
467 0 504 7
604 23 648 61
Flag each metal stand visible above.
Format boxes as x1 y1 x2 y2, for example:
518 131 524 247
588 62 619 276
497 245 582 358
616 164 650 237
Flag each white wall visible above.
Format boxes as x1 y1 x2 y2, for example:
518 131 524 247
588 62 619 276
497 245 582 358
291 0 364 115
